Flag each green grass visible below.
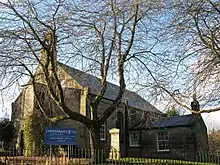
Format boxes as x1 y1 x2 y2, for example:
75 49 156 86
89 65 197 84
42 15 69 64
68 157 218 165
111 157 218 165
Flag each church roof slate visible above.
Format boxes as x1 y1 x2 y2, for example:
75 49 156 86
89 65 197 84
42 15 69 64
59 62 161 113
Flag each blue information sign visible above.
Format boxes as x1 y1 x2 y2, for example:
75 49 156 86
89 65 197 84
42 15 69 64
45 128 76 145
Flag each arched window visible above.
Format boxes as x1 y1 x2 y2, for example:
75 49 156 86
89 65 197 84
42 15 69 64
48 101 53 117
38 91 45 105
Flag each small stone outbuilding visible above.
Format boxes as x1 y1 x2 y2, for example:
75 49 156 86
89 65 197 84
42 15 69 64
128 114 208 161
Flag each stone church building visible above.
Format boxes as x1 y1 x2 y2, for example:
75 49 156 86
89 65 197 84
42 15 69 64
11 50 162 157
11 50 208 160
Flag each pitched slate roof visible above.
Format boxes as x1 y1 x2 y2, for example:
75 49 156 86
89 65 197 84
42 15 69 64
59 62 161 113
151 114 198 128
133 114 199 130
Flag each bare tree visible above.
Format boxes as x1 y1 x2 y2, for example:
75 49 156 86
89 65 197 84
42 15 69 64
135 0 220 114
0 0 165 160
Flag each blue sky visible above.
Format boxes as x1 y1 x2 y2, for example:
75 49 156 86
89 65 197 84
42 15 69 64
0 0 219 132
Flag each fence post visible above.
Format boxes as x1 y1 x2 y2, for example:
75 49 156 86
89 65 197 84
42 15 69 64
12 147 15 165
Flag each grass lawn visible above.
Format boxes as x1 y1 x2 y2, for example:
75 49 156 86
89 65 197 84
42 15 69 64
108 157 218 165
68 157 218 165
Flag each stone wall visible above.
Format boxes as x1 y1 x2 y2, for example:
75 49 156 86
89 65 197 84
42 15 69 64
11 93 22 147
133 127 197 160
11 85 35 149
192 115 209 152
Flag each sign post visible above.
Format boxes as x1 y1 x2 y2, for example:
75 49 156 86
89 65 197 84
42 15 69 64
50 145 52 161
45 128 77 158
68 145 70 159
45 128 76 145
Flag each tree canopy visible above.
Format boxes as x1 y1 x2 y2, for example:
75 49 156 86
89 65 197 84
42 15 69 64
167 107 180 117
0 1 220 158
159 0 220 113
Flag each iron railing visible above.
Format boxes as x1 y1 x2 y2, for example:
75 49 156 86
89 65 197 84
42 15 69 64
0 148 219 165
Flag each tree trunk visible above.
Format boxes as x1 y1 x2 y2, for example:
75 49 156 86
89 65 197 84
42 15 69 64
89 124 105 163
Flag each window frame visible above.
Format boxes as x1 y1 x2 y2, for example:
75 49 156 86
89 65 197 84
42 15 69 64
100 121 107 141
48 101 53 117
129 131 140 147
157 131 170 152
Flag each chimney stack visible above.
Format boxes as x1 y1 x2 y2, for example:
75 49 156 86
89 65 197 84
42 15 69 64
191 94 200 114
